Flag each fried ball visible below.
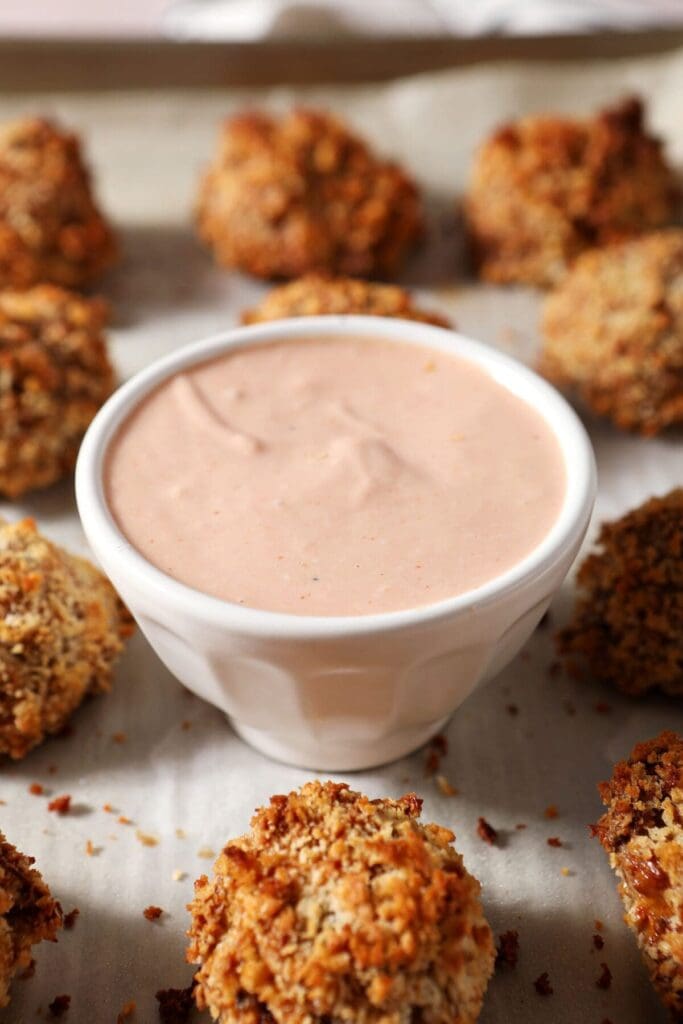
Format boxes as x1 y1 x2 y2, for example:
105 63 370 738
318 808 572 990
242 273 451 327
465 97 678 288
196 109 423 280
188 781 494 1024
0 516 134 759
0 831 62 1007
558 489 683 697
0 284 114 498
540 229 683 435
0 117 116 288
593 732 683 1016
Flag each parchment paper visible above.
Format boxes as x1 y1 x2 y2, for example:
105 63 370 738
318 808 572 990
0 48 682 1024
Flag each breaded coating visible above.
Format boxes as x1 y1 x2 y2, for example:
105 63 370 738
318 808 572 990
0 516 134 759
541 230 683 435
465 97 678 287
0 117 116 288
197 109 423 280
593 732 683 1016
0 284 114 497
558 489 683 697
242 273 451 327
188 781 494 1024
0 831 62 1008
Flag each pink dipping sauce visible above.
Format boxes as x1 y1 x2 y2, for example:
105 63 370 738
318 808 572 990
105 337 566 616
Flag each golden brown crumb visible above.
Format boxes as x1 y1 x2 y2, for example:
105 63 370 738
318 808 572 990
117 1001 136 1022
436 774 458 797
593 731 683 1015
136 830 159 848
558 490 682 696
0 517 133 759
242 274 450 327
196 846 215 860
188 781 494 1024
143 905 163 921
465 97 678 287
477 817 498 845
29 783 43 795
544 805 559 819
47 795 71 815
118 816 132 826
0 832 62 1008
85 840 97 857
0 285 113 497
197 109 423 280
112 731 127 744
0 117 116 289
540 230 683 434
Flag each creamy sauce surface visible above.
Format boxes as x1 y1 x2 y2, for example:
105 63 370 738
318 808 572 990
105 337 566 616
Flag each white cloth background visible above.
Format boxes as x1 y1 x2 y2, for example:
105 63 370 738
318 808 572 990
163 0 683 39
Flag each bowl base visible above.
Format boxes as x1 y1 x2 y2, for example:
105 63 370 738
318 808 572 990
229 716 451 772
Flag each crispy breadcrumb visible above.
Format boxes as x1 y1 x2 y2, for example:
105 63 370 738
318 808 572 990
593 732 683 1016
197 109 423 280
0 517 133 759
0 285 113 497
540 229 683 435
559 490 682 696
0 831 62 1008
465 97 678 287
188 781 494 1024
242 274 450 327
0 117 116 288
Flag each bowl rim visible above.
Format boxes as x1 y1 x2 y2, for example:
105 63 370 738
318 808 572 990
75 315 596 638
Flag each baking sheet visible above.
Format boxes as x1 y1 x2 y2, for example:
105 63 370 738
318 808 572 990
1 49 682 1024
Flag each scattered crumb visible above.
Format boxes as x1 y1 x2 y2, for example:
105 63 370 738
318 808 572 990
143 905 163 921
596 962 612 989
431 734 448 755
29 783 44 795
48 994 71 1017
593 933 605 950
561 866 572 876
155 982 195 1024
495 930 520 969
103 803 115 813
181 720 192 731
197 846 215 859
63 908 79 930
48 764 58 774
516 823 527 830
172 869 186 882
505 703 519 716
117 1001 136 1023
175 828 186 840
544 805 559 819
477 817 497 845
425 749 440 775
595 919 604 932
47 794 71 815
547 837 562 848
85 840 100 857
136 830 159 847
594 701 612 714
533 972 553 996
118 815 132 825
112 732 127 744
436 774 458 797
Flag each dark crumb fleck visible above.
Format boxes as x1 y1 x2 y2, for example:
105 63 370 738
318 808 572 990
424 749 440 775
29 783 44 795
143 905 164 921
548 660 562 679
594 701 612 714
516 823 527 830
19 958 36 980
593 932 605 950
547 837 562 847
544 804 559 819
48 994 71 1017
601 1019 614 1024
57 724 75 740
155 982 195 1023
63 908 79 930
431 733 448 755
477 816 497 845
505 703 519 716
596 962 612 989
47 794 71 814
533 972 553 996
495 929 520 968
520 650 531 662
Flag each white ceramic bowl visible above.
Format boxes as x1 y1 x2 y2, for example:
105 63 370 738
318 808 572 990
76 317 596 771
